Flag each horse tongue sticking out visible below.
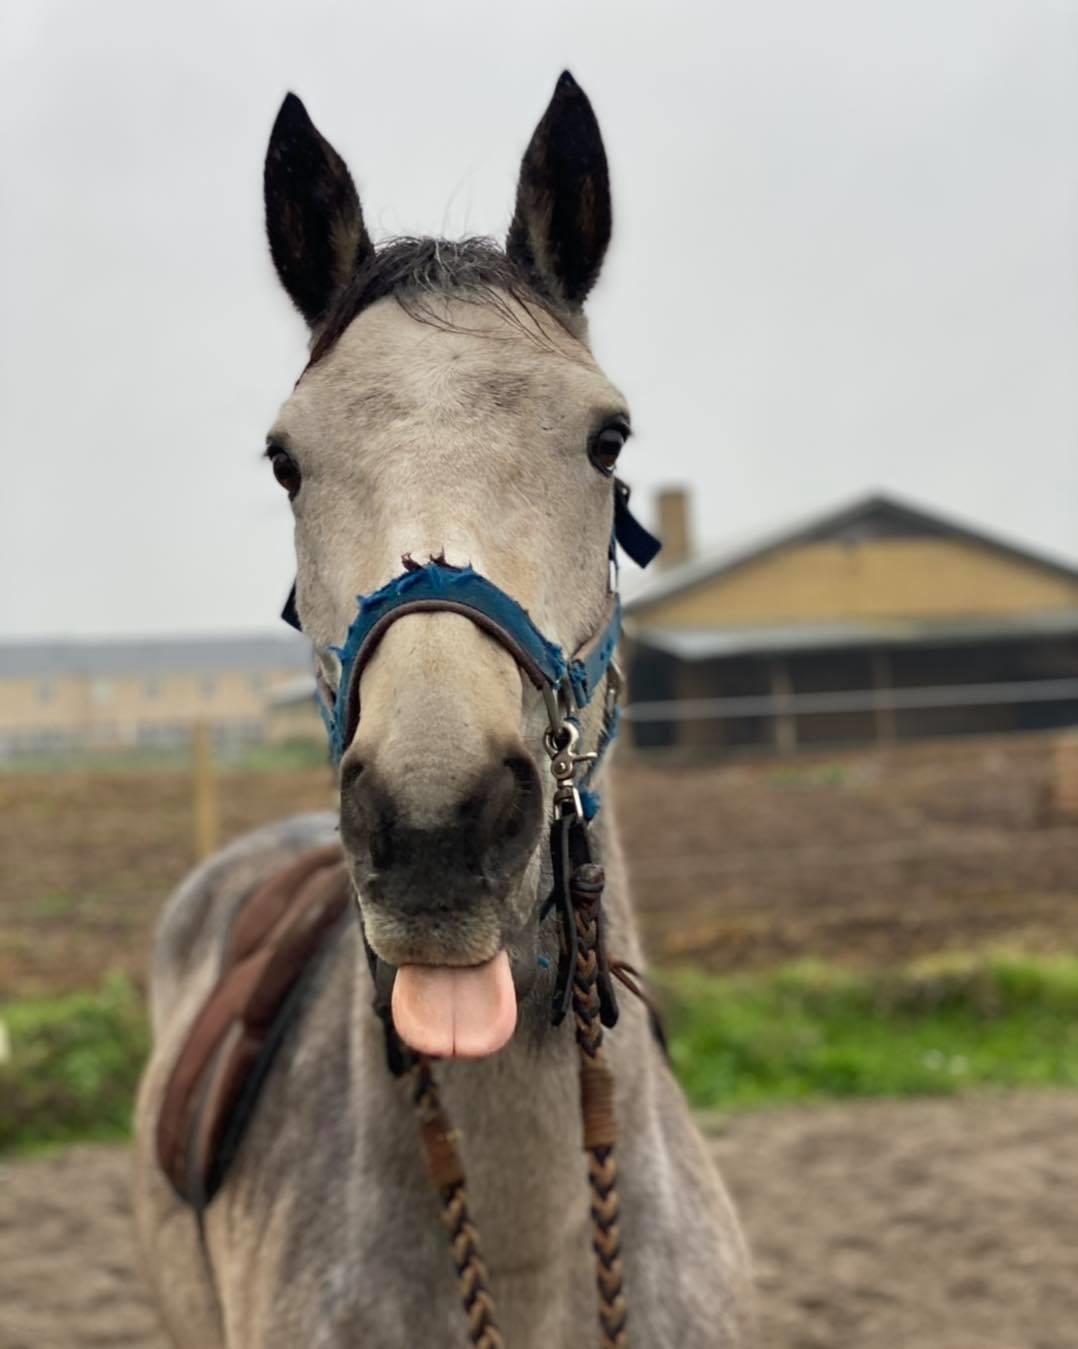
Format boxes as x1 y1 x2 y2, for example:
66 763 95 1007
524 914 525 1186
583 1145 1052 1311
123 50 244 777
391 951 517 1058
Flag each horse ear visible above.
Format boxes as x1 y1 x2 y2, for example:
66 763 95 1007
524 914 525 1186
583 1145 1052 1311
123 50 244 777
506 72 611 308
264 93 372 327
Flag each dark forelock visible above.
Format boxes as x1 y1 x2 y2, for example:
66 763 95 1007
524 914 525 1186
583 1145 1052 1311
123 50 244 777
307 236 572 367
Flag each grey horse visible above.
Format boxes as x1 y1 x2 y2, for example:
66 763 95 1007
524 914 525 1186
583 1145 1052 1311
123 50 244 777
133 72 753 1348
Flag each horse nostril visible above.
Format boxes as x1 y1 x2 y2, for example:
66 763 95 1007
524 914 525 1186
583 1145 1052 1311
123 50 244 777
341 746 542 897
500 754 538 841
340 756 365 796
466 752 542 866
338 754 380 871
452 753 539 854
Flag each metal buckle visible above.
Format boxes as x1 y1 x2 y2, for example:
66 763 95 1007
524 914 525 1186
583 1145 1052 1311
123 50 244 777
543 713 597 822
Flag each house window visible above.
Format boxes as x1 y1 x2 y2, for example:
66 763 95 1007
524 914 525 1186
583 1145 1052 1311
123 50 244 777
201 676 217 699
249 673 266 693
36 681 54 704
91 679 113 705
144 677 160 699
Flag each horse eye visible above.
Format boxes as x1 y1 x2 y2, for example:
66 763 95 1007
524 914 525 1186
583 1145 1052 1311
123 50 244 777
268 448 301 499
590 422 629 476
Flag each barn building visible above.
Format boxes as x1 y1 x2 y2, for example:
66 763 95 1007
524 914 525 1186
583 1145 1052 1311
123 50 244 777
0 634 311 758
624 492 1078 754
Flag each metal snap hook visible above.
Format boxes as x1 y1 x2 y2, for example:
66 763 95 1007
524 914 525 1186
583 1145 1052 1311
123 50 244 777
543 718 580 764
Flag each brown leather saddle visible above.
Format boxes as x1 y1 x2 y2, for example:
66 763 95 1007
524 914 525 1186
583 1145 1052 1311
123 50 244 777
156 843 352 1209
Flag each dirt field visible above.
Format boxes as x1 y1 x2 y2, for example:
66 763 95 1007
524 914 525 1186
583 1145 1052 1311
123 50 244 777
2 733 1077 997
3 734 1077 1347
2 1091 1076 1349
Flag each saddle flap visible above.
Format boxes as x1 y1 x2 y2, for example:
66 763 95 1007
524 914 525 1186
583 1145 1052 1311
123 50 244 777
156 845 350 1206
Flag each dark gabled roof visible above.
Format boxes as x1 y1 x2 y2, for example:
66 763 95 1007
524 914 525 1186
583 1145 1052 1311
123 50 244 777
0 633 311 680
626 492 1078 615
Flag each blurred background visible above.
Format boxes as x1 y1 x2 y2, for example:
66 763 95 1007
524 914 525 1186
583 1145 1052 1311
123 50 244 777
2 2 1077 1347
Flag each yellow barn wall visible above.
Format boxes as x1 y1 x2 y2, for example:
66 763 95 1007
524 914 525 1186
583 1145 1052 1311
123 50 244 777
634 539 1078 629
0 668 302 737
0 676 90 733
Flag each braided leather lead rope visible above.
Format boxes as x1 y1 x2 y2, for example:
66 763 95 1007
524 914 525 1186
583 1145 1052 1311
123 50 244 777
410 858 627 1348
412 1056 505 1347
412 1057 505 1347
570 862 629 1349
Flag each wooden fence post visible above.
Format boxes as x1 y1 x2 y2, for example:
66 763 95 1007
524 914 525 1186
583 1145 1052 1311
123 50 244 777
192 721 219 860
770 658 797 755
871 649 897 745
1051 732 1078 824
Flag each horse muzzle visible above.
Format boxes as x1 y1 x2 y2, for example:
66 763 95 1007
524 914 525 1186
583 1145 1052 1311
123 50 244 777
339 738 544 965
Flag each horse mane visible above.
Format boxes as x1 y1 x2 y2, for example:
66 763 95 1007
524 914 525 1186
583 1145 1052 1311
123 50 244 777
308 235 573 366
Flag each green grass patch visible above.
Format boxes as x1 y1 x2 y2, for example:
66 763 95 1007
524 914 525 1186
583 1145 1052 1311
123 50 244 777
3 956 1078 1155
229 739 330 773
0 974 149 1153
26 892 99 919
662 955 1078 1111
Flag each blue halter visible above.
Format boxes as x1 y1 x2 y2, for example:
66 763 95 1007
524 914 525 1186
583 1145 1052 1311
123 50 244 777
321 561 620 759
279 480 660 1037
281 477 660 819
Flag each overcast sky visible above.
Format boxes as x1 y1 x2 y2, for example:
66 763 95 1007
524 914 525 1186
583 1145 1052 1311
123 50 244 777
3 0 1076 639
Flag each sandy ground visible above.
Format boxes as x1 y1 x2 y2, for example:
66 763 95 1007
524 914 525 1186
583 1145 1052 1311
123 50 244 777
711 1092 1078 1349
3 736 1076 1345
2 1092 1076 1349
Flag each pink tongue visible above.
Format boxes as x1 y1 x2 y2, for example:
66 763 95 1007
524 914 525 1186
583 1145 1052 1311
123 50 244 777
391 950 517 1058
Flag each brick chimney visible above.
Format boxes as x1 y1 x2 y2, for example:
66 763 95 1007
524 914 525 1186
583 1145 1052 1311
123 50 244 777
656 488 692 569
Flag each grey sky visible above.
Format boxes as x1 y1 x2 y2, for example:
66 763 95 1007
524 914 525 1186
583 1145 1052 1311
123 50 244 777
3 0 1076 638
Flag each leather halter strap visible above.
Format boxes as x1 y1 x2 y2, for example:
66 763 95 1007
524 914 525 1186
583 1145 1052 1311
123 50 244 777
323 563 621 764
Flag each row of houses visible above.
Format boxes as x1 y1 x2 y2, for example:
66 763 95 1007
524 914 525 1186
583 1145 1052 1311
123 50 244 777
0 634 310 757
2 491 1076 759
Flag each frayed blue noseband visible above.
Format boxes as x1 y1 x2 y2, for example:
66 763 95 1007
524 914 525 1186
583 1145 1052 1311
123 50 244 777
322 561 622 784
282 478 660 820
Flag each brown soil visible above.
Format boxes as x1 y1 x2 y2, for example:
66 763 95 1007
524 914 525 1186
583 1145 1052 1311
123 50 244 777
3 1092 1076 1348
621 735 1078 973
0 766 337 996
2 734 1075 998
2 735 1076 1346
711 1092 1078 1349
